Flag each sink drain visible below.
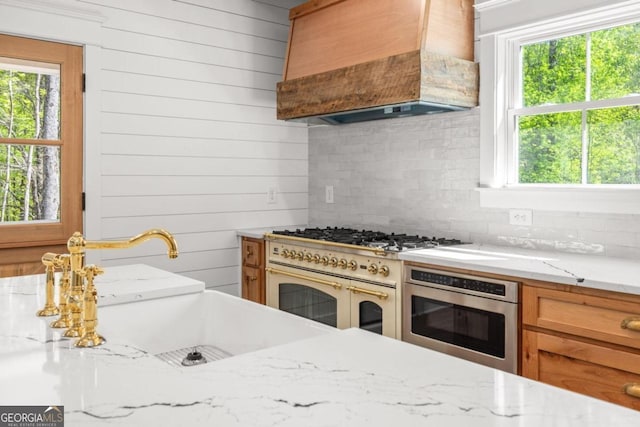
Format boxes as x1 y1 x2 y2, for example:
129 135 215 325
155 345 232 367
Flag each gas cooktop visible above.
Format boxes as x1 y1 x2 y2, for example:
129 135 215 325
271 227 463 252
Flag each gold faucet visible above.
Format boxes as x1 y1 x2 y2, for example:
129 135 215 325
50 254 72 329
36 253 61 317
64 228 179 347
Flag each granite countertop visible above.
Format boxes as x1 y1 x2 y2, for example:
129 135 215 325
2 267 640 426
399 243 640 296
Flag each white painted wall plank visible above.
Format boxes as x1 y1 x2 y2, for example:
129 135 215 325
101 28 284 75
101 70 277 108
98 6 287 57
101 155 307 177
101 92 279 125
78 0 290 40
101 134 307 158
101 176 307 196
101 193 308 217
101 50 280 91
101 209 308 238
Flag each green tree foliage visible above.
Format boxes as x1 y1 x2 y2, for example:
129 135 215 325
0 70 59 222
518 23 640 184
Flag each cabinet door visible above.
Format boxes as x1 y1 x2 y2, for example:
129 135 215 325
522 330 640 410
242 238 263 268
242 265 265 305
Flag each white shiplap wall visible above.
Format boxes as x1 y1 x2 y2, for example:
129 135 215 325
88 0 308 293
0 0 308 294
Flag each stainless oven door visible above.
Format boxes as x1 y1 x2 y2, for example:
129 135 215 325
403 282 518 373
266 265 350 329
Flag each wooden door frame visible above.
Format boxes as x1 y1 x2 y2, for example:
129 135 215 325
0 34 83 277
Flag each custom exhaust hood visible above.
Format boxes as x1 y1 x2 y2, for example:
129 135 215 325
276 0 479 125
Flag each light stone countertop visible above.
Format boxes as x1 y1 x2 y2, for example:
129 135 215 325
236 225 306 240
94 264 205 305
2 267 640 426
399 243 640 295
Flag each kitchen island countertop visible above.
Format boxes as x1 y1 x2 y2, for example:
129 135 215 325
2 268 640 426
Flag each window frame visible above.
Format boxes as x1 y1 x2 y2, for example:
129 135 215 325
0 34 83 250
478 3 640 213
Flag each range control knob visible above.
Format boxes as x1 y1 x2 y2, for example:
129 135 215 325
304 253 313 262
295 251 304 261
313 254 321 264
329 257 339 267
321 256 330 266
348 260 358 271
378 265 390 277
281 249 290 258
338 258 348 269
287 250 296 259
368 263 378 274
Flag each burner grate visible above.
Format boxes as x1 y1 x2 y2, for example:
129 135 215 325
272 227 463 252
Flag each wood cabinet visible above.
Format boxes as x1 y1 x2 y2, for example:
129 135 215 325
522 284 640 410
241 237 265 305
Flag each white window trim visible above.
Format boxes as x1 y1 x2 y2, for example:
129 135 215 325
478 0 640 214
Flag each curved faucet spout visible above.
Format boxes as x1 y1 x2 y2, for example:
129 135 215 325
83 228 179 259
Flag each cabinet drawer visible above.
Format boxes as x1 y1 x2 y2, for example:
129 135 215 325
523 330 640 410
523 285 640 350
242 238 263 267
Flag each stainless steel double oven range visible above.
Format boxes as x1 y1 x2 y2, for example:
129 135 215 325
265 227 518 373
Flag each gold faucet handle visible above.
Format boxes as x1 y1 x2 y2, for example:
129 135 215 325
78 264 104 280
41 252 59 267
36 252 61 317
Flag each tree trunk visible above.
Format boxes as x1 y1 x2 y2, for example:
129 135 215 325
23 74 43 220
42 74 60 221
1 72 15 222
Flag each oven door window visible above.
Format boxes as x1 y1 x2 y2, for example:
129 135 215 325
411 296 505 358
279 283 337 327
359 301 383 335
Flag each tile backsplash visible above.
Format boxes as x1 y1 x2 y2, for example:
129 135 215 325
308 109 640 259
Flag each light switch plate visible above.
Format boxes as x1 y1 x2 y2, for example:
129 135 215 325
267 187 277 204
509 209 532 226
325 185 334 204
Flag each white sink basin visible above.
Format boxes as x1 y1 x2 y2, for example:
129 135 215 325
97 290 332 360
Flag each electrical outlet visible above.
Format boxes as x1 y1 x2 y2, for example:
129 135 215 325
267 187 277 204
509 209 532 226
325 185 334 204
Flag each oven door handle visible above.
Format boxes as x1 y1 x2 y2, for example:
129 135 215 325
266 267 342 290
347 286 389 300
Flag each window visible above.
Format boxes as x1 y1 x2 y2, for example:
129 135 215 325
477 2 640 214
0 34 83 276
513 23 640 185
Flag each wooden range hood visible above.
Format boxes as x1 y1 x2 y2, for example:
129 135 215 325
276 0 479 125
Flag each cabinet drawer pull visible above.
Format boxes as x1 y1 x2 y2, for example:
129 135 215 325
623 383 640 399
266 267 342 290
247 276 257 281
620 317 640 332
347 286 388 300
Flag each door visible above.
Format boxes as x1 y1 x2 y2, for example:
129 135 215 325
0 34 83 277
